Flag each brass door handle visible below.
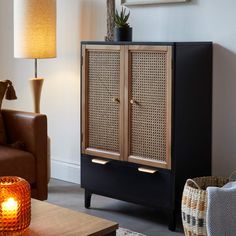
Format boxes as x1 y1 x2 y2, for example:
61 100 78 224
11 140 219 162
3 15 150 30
130 99 137 104
112 97 120 103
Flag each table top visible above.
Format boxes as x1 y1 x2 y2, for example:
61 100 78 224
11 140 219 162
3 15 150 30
22 199 118 236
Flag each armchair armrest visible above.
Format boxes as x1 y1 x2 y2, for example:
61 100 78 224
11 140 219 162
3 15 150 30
1 109 48 200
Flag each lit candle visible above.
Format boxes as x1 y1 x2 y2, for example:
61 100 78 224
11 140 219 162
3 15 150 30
0 177 31 233
1 197 18 222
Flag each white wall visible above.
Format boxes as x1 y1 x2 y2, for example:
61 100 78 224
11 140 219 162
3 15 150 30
0 0 235 183
0 0 106 183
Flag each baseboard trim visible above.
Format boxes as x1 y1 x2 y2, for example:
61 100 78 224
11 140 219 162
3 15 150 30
51 159 80 184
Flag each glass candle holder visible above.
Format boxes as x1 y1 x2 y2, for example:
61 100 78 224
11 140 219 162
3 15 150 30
0 176 31 235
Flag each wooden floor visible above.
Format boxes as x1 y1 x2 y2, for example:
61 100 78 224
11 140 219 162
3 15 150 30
47 179 184 236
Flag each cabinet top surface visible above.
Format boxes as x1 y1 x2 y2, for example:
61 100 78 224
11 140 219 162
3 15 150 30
81 41 212 46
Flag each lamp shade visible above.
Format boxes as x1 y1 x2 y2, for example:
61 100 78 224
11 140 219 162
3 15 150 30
14 0 56 59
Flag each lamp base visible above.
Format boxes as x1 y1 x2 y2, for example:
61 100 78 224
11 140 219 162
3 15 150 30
29 78 51 182
29 78 44 113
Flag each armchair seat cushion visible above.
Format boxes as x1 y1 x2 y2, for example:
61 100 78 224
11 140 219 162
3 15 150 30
0 109 48 200
0 145 35 184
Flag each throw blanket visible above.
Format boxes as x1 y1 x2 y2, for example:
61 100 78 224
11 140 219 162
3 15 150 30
206 181 236 236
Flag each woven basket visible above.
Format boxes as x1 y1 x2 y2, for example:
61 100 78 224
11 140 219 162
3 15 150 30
181 176 229 236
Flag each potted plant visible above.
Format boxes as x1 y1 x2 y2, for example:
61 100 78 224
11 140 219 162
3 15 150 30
114 7 132 41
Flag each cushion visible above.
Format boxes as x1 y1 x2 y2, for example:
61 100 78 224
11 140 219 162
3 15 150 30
0 145 35 184
0 80 17 144
0 113 6 144
9 140 26 150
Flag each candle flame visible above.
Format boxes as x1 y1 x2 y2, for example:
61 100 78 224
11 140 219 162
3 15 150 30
2 197 18 212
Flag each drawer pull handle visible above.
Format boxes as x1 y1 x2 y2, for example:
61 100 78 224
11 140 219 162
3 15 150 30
138 167 157 174
92 159 109 165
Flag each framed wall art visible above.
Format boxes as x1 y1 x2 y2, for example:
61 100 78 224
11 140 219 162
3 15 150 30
121 0 189 6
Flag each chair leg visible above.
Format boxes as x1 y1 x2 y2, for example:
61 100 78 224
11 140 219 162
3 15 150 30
168 209 176 231
85 189 92 209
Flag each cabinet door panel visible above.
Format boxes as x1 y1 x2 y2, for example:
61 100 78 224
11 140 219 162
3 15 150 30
82 45 122 160
126 46 172 169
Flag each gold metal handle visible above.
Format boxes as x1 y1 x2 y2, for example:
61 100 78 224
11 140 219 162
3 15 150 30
92 159 109 165
138 167 157 174
113 97 120 103
130 99 135 104
130 99 139 105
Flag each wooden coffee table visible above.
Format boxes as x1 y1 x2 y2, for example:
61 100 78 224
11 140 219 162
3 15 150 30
22 199 118 235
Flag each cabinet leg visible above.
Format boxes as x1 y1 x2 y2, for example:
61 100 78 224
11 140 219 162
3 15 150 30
168 209 176 231
85 189 92 209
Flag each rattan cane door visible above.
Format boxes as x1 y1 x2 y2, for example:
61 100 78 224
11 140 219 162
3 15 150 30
81 45 124 160
124 46 172 169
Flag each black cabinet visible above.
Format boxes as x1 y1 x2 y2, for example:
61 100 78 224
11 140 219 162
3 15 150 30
80 42 212 230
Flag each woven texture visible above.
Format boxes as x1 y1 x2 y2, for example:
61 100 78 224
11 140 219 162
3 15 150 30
88 51 120 152
130 51 170 162
0 176 31 233
181 177 228 236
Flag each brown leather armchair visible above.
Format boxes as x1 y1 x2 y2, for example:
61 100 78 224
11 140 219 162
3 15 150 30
0 109 48 200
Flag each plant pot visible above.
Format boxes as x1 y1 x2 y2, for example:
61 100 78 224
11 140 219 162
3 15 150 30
114 27 132 42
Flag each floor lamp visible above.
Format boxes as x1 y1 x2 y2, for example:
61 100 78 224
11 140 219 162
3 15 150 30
14 0 57 113
14 0 56 182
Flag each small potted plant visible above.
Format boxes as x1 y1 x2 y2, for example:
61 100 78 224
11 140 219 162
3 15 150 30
114 7 132 42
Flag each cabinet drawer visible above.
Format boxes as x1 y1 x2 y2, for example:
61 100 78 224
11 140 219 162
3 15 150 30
81 155 173 209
